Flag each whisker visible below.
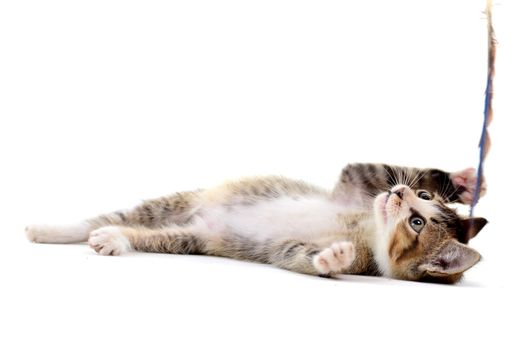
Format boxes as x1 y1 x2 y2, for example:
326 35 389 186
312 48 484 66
383 166 397 188
409 169 427 189
406 168 413 187
439 174 450 199
396 167 404 186
445 182 462 202
405 168 414 187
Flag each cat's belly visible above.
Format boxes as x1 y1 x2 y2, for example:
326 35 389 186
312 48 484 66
197 196 349 240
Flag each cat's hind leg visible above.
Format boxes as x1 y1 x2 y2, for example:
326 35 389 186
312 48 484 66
88 222 211 256
26 210 133 244
26 190 202 244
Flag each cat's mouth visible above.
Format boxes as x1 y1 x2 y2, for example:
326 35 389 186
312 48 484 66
377 191 403 224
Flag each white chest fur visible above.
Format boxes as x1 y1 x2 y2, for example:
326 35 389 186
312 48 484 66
198 196 350 240
372 231 393 277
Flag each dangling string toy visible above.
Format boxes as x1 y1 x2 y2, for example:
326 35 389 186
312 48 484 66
470 0 496 219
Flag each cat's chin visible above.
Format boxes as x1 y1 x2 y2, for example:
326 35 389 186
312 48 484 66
373 192 389 226
373 192 403 235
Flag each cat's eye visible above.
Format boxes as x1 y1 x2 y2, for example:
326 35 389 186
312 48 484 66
417 190 432 200
409 215 426 233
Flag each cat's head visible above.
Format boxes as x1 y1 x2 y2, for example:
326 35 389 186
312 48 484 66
373 185 487 283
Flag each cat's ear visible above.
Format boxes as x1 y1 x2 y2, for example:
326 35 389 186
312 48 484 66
458 217 488 243
419 240 481 276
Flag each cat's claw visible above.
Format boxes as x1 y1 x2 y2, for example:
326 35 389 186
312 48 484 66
88 226 132 256
313 241 356 275
450 168 487 205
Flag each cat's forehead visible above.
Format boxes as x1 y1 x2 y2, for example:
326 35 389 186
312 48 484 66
435 202 455 213
410 196 450 219
432 202 459 225
413 201 441 219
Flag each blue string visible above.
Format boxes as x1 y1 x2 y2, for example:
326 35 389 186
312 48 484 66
470 73 492 217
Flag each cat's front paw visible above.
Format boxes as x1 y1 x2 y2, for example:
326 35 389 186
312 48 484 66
450 168 487 205
88 226 132 256
313 241 356 275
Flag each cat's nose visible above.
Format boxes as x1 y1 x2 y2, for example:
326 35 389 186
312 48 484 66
392 187 405 199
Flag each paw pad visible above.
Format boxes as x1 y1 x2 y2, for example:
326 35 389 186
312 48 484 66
88 226 132 256
313 241 356 275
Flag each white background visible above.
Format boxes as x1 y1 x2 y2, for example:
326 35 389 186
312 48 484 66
1 0 527 349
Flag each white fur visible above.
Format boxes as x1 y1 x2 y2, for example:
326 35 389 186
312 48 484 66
88 226 132 256
313 241 356 274
25 222 91 243
372 231 393 277
371 192 393 277
199 196 350 241
372 185 444 277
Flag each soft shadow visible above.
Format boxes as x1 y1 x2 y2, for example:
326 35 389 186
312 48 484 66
337 273 485 287
81 248 486 287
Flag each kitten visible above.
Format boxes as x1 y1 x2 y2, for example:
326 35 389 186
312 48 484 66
26 163 487 283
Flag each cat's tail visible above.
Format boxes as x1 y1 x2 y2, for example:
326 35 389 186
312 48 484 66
26 191 203 244
25 210 131 244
